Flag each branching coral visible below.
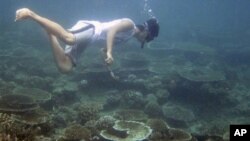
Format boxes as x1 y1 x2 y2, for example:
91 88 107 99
0 113 41 141
75 102 103 124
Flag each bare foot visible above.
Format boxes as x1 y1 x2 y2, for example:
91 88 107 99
15 8 33 21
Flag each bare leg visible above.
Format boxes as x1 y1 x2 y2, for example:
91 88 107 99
47 33 73 73
15 8 75 44
15 8 74 73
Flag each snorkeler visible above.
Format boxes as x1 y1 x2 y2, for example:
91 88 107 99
15 8 159 74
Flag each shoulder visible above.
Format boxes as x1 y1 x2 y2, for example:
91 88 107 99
108 18 134 25
104 18 135 32
114 18 135 29
119 18 135 25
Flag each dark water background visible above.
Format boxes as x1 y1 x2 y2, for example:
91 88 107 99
1 0 250 43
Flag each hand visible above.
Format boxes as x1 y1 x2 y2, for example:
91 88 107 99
105 53 114 65
15 8 32 22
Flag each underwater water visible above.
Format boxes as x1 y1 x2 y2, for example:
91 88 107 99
0 0 250 140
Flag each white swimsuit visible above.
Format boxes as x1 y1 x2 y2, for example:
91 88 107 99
65 18 136 66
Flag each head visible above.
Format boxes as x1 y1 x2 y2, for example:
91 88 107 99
136 18 159 48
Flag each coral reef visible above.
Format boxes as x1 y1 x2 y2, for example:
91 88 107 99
163 128 193 141
52 76 79 95
15 75 53 91
0 94 39 114
114 109 148 122
162 103 195 127
0 80 16 96
146 41 174 57
13 87 51 103
120 90 146 109
103 90 121 110
144 101 163 118
177 63 225 82
75 102 103 124
147 118 169 132
120 52 150 71
100 120 152 141
144 75 163 90
62 124 91 141
12 109 51 126
84 115 116 138
173 42 215 56
155 88 170 104
95 115 116 130
146 118 193 141
0 113 45 141
0 13 250 141
147 119 171 141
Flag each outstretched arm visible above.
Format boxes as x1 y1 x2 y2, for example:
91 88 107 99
105 19 134 65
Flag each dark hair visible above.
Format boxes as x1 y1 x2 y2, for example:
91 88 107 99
144 18 159 42
136 18 160 48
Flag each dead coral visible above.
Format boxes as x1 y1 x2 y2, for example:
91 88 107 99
100 120 152 141
63 124 91 141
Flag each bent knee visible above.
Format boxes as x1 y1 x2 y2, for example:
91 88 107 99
62 32 75 45
57 63 73 74
58 66 72 74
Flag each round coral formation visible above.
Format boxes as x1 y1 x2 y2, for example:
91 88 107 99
0 94 39 113
100 120 152 141
13 87 51 103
